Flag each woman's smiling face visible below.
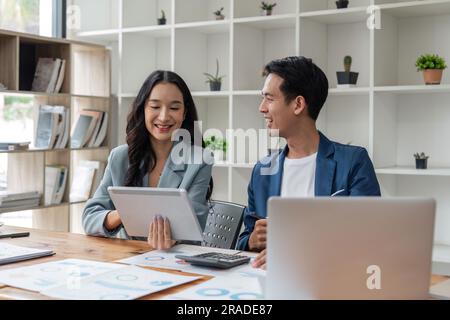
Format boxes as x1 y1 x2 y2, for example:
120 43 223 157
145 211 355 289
145 82 186 142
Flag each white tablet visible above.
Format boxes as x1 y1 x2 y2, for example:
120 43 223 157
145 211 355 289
107 187 203 241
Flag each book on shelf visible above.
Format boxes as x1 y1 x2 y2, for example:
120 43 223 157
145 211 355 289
53 59 66 94
69 160 105 202
0 243 54 266
35 105 69 150
31 58 66 93
86 110 108 148
44 166 68 205
70 110 103 149
0 141 30 151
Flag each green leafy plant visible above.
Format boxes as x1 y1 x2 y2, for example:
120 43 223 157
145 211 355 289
414 152 429 160
160 10 166 19
261 1 277 10
205 136 227 152
213 7 224 17
203 59 226 84
415 54 447 71
344 55 352 72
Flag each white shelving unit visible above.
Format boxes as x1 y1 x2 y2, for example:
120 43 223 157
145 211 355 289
68 0 450 247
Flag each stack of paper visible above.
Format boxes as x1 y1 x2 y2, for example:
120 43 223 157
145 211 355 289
0 191 41 213
0 259 200 300
0 243 54 266
0 141 30 151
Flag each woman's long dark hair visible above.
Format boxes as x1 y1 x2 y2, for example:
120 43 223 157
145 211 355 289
124 70 201 188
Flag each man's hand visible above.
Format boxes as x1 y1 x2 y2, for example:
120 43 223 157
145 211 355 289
148 215 176 250
252 249 267 270
248 218 267 251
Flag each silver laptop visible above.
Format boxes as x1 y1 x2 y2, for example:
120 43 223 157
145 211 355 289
266 197 435 300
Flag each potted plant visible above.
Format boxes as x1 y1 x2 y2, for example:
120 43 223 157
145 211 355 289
336 55 359 87
416 54 447 85
213 7 225 20
414 152 429 169
157 10 166 25
261 2 277 16
205 135 227 162
336 0 349 9
204 59 225 91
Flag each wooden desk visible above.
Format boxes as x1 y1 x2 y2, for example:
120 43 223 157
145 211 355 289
0 226 448 300
0 226 211 300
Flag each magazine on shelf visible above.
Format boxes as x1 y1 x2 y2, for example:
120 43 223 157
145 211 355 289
35 105 68 149
45 166 68 205
70 110 102 148
69 160 105 201
85 111 108 148
53 59 66 93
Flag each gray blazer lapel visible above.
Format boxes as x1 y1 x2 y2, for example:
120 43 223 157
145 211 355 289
157 156 185 188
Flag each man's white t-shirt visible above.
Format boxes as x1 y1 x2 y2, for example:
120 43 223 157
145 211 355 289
281 153 317 197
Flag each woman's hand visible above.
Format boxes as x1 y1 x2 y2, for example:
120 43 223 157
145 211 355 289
148 215 176 250
104 210 122 231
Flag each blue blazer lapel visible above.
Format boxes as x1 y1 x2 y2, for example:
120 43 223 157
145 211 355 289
269 147 287 197
315 132 336 196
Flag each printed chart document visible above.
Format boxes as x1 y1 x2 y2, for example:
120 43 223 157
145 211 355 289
118 245 260 277
0 259 122 292
42 265 200 300
165 274 265 300
0 243 54 266
0 258 200 300
118 244 239 271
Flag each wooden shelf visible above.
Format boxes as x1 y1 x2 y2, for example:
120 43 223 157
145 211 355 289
0 89 71 97
75 29 120 44
0 202 70 215
0 29 111 233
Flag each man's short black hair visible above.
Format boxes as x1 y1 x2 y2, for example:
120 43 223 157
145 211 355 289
263 56 329 121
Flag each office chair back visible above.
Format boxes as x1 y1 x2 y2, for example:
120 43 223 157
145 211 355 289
202 200 245 249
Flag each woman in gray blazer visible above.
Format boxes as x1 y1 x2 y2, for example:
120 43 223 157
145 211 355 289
83 70 212 250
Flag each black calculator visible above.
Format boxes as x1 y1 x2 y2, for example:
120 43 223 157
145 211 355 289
175 252 251 269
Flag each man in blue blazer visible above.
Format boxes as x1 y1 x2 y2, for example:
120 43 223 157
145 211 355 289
236 57 381 268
